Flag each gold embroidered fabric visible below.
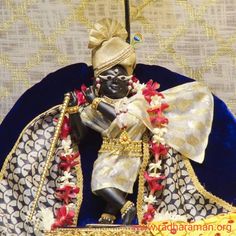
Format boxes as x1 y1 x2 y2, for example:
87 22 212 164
128 82 213 163
163 82 213 163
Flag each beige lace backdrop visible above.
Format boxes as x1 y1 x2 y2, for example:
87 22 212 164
0 0 236 122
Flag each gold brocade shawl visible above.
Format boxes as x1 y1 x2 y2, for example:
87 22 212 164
128 81 213 163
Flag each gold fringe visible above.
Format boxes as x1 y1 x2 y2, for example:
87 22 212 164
136 132 150 223
73 148 84 226
183 158 236 211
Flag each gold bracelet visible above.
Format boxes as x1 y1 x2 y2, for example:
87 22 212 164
67 105 79 114
91 97 103 110
120 201 134 218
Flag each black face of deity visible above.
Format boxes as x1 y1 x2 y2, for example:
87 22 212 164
97 65 131 99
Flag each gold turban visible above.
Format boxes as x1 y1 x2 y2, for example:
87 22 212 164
88 18 136 76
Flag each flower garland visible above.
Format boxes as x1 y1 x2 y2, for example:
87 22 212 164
51 87 87 230
134 79 169 224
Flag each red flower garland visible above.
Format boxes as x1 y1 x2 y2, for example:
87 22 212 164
75 84 87 105
142 204 155 224
51 85 85 230
142 80 163 104
149 141 169 161
144 171 166 195
60 116 71 140
51 205 75 230
56 185 80 205
59 152 80 172
141 79 169 224
147 103 169 127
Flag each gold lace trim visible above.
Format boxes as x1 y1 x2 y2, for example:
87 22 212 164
183 158 236 211
136 132 150 223
73 145 84 226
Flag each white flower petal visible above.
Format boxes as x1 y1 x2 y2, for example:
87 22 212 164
59 171 74 182
150 95 163 107
144 195 157 204
149 172 162 177
148 161 162 170
38 208 55 231
153 211 187 222
67 203 76 211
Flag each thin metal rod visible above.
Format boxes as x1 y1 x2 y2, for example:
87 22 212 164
124 0 130 43
27 93 71 221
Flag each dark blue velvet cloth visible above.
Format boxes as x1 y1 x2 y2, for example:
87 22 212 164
0 63 236 226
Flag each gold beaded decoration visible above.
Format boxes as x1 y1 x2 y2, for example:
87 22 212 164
67 105 79 114
91 97 103 110
120 201 135 218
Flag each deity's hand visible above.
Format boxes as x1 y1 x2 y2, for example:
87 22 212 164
83 86 96 104
84 85 116 121
68 91 78 107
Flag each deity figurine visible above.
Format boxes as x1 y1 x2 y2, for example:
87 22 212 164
68 19 140 224
1 18 236 236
